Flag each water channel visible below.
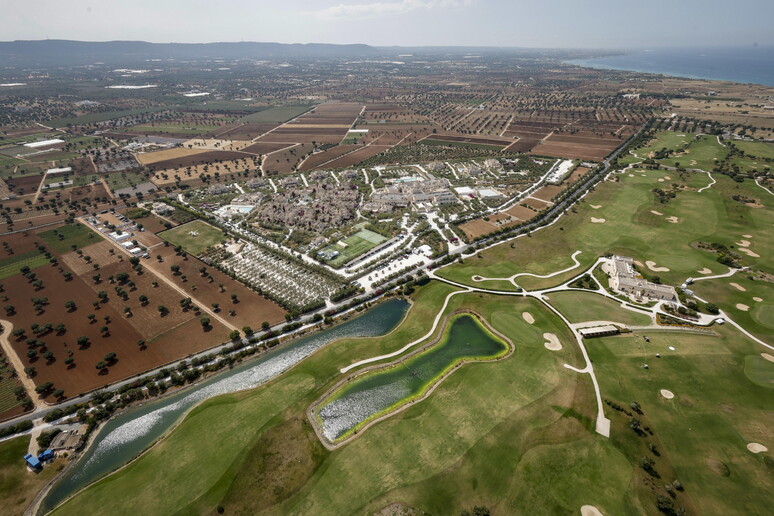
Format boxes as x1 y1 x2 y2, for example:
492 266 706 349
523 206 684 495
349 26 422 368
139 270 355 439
317 314 508 443
41 299 409 513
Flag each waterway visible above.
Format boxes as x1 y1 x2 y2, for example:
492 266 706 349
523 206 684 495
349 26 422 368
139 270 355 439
41 299 409 513
317 314 507 443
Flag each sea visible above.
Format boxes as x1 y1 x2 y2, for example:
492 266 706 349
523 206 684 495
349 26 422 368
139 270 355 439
567 46 774 87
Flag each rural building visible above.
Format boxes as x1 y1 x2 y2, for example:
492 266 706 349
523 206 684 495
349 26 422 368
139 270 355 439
578 325 620 338
151 202 173 215
24 453 41 469
609 255 678 302
50 430 81 451
38 449 55 463
45 167 72 176
23 138 64 148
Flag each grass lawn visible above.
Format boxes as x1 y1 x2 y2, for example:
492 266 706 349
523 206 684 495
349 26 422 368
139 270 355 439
546 290 653 326
37 223 100 254
589 328 774 515
240 105 314 124
0 154 24 168
733 139 774 160
158 220 227 255
320 228 386 267
103 171 148 192
0 250 49 280
0 436 61 516
658 134 728 171
633 130 690 158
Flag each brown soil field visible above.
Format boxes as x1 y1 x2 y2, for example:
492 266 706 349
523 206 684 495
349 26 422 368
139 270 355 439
4 264 146 398
271 127 349 136
298 145 360 171
256 132 343 145
531 185 564 202
522 197 550 210
549 133 622 146
428 134 512 146
64 183 110 203
6 174 42 195
120 212 169 234
263 144 314 175
0 230 44 255
459 219 496 240
241 142 294 155
60 241 122 275
148 316 228 352
1 126 49 138
505 204 537 221
144 150 254 171
532 142 609 161
285 122 354 129
565 166 590 184
136 148 210 165
504 139 540 153
149 245 286 329
150 158 258 186
322 145 391 169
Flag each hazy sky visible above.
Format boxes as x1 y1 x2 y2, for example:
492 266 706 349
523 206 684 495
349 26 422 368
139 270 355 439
5 0 774 48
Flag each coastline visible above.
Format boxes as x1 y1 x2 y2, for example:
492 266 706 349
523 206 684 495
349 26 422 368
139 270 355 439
564 46 774 87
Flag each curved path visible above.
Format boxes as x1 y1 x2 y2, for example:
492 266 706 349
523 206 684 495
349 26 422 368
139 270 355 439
697 171 716 193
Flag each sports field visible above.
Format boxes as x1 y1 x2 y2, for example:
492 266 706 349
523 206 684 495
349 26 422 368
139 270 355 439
319 228 386 267
157 220 227 255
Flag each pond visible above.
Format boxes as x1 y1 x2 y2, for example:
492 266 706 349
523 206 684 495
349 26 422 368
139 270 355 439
41 299 409 513
316 313 508 444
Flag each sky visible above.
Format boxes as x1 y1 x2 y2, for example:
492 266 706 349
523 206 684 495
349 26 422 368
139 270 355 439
4 0 774 49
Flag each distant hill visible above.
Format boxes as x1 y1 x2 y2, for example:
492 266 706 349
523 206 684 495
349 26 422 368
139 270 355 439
0 40 379 66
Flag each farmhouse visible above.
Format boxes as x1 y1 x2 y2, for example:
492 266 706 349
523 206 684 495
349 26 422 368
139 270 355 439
609 255 678 302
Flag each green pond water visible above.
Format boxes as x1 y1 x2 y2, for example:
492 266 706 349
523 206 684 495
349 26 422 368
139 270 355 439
317 314 508 442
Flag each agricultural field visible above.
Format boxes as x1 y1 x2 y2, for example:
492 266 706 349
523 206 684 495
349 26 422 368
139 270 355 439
318 228 387 267
157 220 228 256
240 105 314 124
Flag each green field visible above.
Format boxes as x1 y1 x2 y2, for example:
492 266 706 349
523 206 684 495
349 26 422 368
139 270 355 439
546 290 654 326
239 104 314 123
158 219 227 255
658 134 728 170
0 250 49 280
37 223 99 254
733 139 774 160
0 436 61 516
104 171 149 192
125 124 224 136
319 228 386 267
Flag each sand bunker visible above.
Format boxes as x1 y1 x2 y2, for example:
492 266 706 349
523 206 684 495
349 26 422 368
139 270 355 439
736 303 750 311
522 312 535 324
668 346 676 351
743 234 753 238
747 443 768 454
753 297 763 302
590 204 602 209
729 282 746 292
698 268 712 274
664 176 672 180
739 248 760 258
666 216 680 223
761 353 774 363
646 261 670 272
660 389 675 399
590 217 606 223
543 333 562 351
628 173 634 177
657 178 665 182
650 210 663 216
581 506 604 516
736 240 751 247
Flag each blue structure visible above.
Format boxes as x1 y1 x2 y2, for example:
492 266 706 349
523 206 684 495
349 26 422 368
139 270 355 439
38 449 55 462
23 453 41 469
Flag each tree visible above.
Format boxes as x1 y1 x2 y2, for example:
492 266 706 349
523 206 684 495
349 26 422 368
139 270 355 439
24 366 36 378
261 321 270 331
87 313 96 322
242 326 252 336
26 349 37 359
200 317 211 328
52 389 65 399
211 302 220 312
137 339 146 348
228 329 241 340
77 336 90 347
95 361 107 371
104 352 117 364
171 265 180 274
139 294 149 305
231 293 238 303
65 300 76 311
157 305 169 316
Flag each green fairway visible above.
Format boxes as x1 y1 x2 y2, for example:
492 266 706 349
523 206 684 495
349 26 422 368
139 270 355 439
546 290 654 326
158 219 227 255
439 167 773 343
0 250 49 279
658 134 728 171
733 139 774 160
240 104 314 123
589 328 774 515
319 228 386 267
37 223 99 254
633 130 690 158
